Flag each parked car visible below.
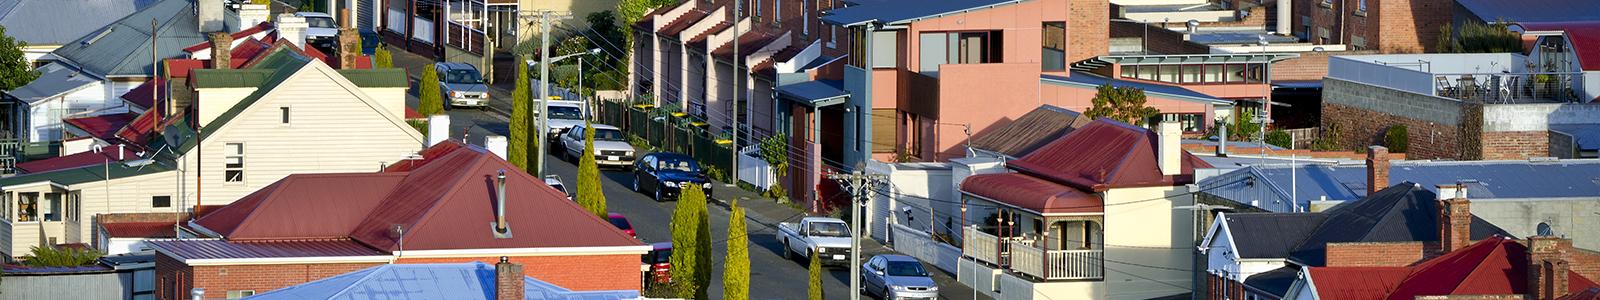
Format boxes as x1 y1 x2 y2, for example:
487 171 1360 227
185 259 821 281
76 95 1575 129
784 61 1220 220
542 99 588 144
630 152 712 202
777 217 853 266
607 213 635 238
861 254 939 299
294 12 338 51
559 123 635 169
433 62 490 109
642 242 672 286
543 175 570 200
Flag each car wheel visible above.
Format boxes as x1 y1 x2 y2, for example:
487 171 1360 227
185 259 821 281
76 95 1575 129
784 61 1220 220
781 239 792 259
859 278 867 295
654 188 664 202
631 174 641 193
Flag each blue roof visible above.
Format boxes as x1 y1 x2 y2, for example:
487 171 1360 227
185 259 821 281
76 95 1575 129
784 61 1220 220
776 80 850 105
1456 0 1600 23
246 262 640 300
1551 124 1600 151
1202 159 1600 209
821 0 1022 26
48 0 215 77
1042 72 1231 105
0 0 155 46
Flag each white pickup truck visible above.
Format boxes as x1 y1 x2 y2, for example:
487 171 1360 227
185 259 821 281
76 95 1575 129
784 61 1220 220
777 217 854 266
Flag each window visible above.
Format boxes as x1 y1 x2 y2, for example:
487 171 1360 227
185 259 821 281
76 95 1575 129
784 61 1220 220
225 143 244 182
1 193 10 221
754 0 762 18
1042 22 1066 71
1355 0 1367 15
1351 36 1367 51
870 30 899 68
871 109 896 153
42 193 60 222
1181 65 1202 83
66 192 80 222
1159 113 1205 132
280 107 291 124
227 290 256 299
17 193 37 222
152 196 171 208
1318 27 1331 44
774 0 782 25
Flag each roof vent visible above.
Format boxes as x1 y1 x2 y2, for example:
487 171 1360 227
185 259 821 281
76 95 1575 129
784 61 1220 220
492 170 513 238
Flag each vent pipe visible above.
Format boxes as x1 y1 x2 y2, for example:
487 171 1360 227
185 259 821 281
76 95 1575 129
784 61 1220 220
495 170 508 233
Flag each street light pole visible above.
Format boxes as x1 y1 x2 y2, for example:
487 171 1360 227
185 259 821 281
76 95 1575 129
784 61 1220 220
537 10 551 177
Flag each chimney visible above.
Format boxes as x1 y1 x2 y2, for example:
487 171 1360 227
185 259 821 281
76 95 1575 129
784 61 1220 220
1159 121 1182 176
275 13 309 49
426 115 450 146
117 144 125 160
196 0 224 33
1527 236 1571 300
190 288 204 300
208 32 233 69
1366 146 1390 195
1436 183 1472 253
1215 120 1228 157
338 8 362 69
495 257 525 300
484 136 508 159
1276 0 1291 36
495 170 508 233
236 2 271 28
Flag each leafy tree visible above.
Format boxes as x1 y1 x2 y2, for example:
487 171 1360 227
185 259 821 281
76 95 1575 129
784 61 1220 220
1265 129 1292 148
577 119 607 218
418 66 443 116
617 0 676 58
0 26 40 91
23 246 103 267
1384 125 1409 153
250 0 270 5
586 11 628 69
1084 84 1159 126
373 44 393 69
722 199 749 300
509 56 532 170
808 252 824 300
669 185 709 299
1230 107 1263 142
1440 19 1521 53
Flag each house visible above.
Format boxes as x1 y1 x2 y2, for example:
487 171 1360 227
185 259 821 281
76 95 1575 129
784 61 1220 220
245 261 640 299
1289 0 1454 52
146 142 648 299
0 44 419 258
1197 146 1600 251
955 119 1208 299
0 253 158 300
1199 182 1512 299
1452 0 1600 35
1282 235 1600 300
0 0 157 68
378 0 512 64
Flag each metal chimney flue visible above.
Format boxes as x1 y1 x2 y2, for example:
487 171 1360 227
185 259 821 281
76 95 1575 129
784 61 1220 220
495 170 508 234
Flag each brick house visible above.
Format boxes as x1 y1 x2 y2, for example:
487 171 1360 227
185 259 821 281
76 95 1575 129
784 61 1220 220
1282 235 1600 300
1289 0 1452 52
244 261 640 299
145 141 647 299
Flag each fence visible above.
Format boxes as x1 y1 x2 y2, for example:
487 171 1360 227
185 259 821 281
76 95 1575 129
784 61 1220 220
1046 249 1104 280
964 226 1001 266
1010 240 1045 279
890 224 962 274
737 145 776 190
596 101 735 178
1284 127 1318 149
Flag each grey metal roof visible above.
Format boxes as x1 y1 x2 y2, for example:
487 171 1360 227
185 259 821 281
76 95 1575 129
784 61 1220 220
4 62 99 103
1042 72 1233 105
1551 124 1600 151
0 0 155 46
1186 31 1301 45
970 105 1090 158
1456 0 1600 23
1287 183 1511 266
49 0 216 77
1091 53 1301 65
821 0 1023 26
1243 267 1301 298
776 80 850 107
1205 159 1600 205
1224 213 1327 259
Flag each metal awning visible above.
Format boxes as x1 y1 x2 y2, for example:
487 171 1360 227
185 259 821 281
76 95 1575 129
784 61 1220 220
777 80 850 108
5 63 100 104
1089 53 1301 66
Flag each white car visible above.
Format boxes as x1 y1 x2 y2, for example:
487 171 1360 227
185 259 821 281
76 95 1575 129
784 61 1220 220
559 124 636 169
542 99 587 141
294 12 338 51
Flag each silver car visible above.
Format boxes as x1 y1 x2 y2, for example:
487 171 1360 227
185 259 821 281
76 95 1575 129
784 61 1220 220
295 12 338 51
433 62 490 109
862 255 939 300
559 124 636 169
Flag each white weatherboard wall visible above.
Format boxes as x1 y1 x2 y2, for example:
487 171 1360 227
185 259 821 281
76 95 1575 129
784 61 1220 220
866 161 953 244
1100 185 1196 299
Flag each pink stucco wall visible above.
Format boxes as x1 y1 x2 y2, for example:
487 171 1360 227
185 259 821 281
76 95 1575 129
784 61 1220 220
932 63 1044 160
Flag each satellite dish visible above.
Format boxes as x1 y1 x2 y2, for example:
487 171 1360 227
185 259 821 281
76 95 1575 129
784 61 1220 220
1537 222 1554 237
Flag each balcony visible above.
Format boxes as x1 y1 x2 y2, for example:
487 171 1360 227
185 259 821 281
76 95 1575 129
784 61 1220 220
964 226 1105 281
1328 53 1585 104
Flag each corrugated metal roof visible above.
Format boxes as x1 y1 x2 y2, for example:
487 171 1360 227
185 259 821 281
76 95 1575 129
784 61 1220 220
1517 22 1600 71
64 113 138 141
101 221 177 238
0 158 174 188
14 146 140 174
1307 236 1600 299
775 80 850 104
1288 184 1510 266
0 0 154 46
1007 119 1211 192
194 173 407 240
248 262 642 300
145 239 385 260
1224 213 1326 259
657 9 708 37
47 0 213 77
1306 266 1410 299
1242 266 1300 297
962 173 1103 215
820 0 1023 26
1209 160 1600 205
968 105 1090 158
5 62 100 103
1551 124 1600 151
1041 72 1232 105
1458 0 1600 23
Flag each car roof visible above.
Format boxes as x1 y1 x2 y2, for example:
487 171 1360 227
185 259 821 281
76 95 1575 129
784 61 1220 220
435 62 478 71
295 12 333 18
876 254 919 262
648 152 695 161
543 178 562 185
803 217 845 223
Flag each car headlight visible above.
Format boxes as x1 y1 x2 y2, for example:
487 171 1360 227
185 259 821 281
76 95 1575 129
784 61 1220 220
625 151 634 157
593 149 603 155
817 248 826 253
663 182 678 187
892 286 915 292
702 182 712 189
451 91 461 98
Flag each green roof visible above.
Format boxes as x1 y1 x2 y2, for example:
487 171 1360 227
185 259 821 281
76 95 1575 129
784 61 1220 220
337 69 409 88
191 69 277 88
0 160 175 188
199 50 312 141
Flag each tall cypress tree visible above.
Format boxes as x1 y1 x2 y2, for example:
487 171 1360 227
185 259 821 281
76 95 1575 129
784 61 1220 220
668 185 706 299
577 119 607 217
723 199 749 300
508 57 531 170
418 65 442 116
808 250 824 300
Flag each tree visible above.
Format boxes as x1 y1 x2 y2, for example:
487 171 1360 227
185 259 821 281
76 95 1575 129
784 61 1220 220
692 186 712 300
617 0 676 59
1084 84 1159 126
418 66 443 116
577 119 608 218
808 251 824 300
0 26 39 91
23 246 103 267
669 185 710 299
722 199 749 300
373 44 393 69
509 56 532 170
586 11 628 68
1440 19 1520 53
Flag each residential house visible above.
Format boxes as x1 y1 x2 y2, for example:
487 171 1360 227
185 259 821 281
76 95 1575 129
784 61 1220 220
1198 146 1600 252
1290 0 1453 52
1199 182 1512 299
956 119 1207 299
1452 0 1600 39
245 261 640 299
147 141 648 299
0 0 157 68
379 0 512 64
1281 235 1600 300
0 253 158 300
0 44 419 258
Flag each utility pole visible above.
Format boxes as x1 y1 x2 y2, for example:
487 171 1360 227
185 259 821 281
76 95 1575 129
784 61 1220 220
826 170 887 300
532 10 571 176
731 0 742 187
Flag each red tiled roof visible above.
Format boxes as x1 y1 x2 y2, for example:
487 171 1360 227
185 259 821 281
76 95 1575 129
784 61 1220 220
64 113 137 141
146 239 385 260
194 173 407 240
1307 267 1411 300
101 222 178 238
1006 119 1210 192
1518 21 1600 71
962 173 1103 215
658 10 709 37
181 22 275 52
14 146 140 174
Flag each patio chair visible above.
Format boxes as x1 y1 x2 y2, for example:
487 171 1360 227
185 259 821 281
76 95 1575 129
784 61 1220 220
1498 76 1519 102
1435 76 1458 98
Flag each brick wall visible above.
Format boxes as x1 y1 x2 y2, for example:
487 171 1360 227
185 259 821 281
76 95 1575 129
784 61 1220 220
1205 4 1268 29
1373 0 1452 53
396 254 642 291
1322 103 1463 159
154 253 382 300
1324 241 1435 267
155 252 191 300
1481 131 1550 160
1067 0 1108 63
1566 248 1600 283
1269 51 1377 82
1320 78 1504 160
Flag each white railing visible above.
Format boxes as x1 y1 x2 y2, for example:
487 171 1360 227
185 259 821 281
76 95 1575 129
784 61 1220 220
964 226 1000 266
1009 240 1045 279
737 145 776 190
412 17 434 43
387 8 405 34
1046 249 1104 280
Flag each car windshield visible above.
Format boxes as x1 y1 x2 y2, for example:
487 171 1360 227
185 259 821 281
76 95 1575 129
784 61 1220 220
886 261 929 277
549 106 582 120
305 17 336 28
609 217 632 230
445 69 483 84
657 157 699 172
808 222 850 237
593 128 626 141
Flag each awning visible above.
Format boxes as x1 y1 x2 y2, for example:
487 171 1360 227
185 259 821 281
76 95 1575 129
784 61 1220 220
6 63 100 104
1042 72 1232 105
1088 53 1301 65
961 173 1104 216
777 80 850 107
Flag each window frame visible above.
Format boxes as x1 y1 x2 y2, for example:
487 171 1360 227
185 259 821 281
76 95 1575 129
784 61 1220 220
17 193 38 223
1042 22 1067 72
224 143 245 183
152 195 172 209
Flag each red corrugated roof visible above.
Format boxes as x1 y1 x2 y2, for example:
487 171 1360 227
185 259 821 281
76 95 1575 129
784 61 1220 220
63 113 137 141
687 21 732 44
1308 266 1411 300
961 173 1103 214
713 30 782 59
1007 119 1210 192
146 239 385 260
14 147 140 174
1518 21 1600 71
101 222 177 238
656 10 709 36
383 140 467 172
194 173 406 240
119 78 163 109
181 22 275 52
115 109 160 144
1309 236 1600 299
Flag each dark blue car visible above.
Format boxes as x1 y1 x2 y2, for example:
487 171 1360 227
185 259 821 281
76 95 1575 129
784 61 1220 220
631 152 712 202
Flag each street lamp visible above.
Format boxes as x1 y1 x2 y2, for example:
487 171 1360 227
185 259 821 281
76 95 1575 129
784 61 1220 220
528 48 601 176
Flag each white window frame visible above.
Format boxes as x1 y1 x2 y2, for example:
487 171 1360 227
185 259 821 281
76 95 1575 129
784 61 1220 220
227 290 256 299
224 143 245 183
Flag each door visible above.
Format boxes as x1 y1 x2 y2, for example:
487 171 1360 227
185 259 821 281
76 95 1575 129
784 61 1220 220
864 257 885 294
640 155 659 192
358 0 376 32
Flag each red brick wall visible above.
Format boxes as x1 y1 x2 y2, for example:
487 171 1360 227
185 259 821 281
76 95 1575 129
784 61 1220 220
1566 248 1600 283
1373 0 1452 53
1067 0 1108 63
155 252 192 300
155 253 381 300
395 254 643 291
1481 131 1551 160
1321 103 1467 159
1325 242 1435 267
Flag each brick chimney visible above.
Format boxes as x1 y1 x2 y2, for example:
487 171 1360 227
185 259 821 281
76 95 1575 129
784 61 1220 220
338 8 361 69
208 32 233 69
1436 184 1471 253
495 256 524 300
1527 236 1571 300
1366 146 1390 195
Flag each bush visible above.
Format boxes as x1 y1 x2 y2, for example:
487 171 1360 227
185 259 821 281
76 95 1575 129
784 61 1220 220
705 165 726 183
418 66 442 116
763 184 787 200
24 246 103 267
373 44 393 69
1265 129 1292 148
1312 122 1345 151
1384 125 1409 153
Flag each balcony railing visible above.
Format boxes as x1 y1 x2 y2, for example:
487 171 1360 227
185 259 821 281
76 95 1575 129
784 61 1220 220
965 226 1104 281
1432 72 1582 103
964 226 1001 266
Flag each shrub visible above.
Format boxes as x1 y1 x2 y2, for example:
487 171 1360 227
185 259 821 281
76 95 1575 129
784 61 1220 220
1312 123 1344 151
418 66 442 116
407 120 427 136
373 44 393 69
1384 125 1409 153
24 246 103 267
1265 129 1292 148
577 120 608 218
704 165 726 183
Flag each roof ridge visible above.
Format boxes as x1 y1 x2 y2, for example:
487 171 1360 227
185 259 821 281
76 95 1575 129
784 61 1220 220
389 151 496 250
1351 185 1421 242
228 179 294 238
327 264 390 297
